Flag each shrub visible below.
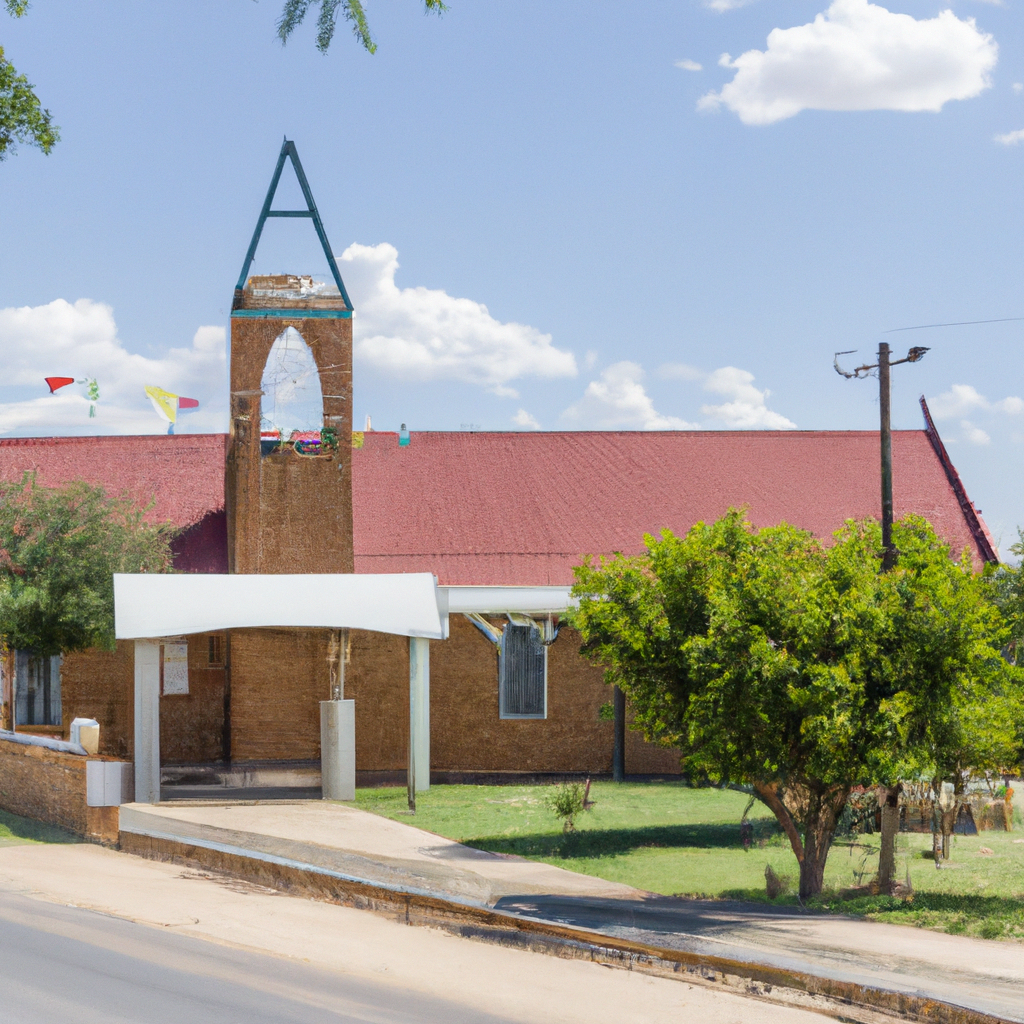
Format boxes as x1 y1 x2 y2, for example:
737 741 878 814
547 781 586 832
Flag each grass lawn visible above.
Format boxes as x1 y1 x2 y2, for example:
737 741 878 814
355 781 1024 942
0 808 80 846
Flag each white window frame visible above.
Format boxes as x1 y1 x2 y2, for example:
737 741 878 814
498 622 548 720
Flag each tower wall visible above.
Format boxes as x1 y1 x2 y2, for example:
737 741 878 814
225 277 354 761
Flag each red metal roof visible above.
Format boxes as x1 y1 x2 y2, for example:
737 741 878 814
0 427 993 585
351 430 994 585
0 434 226 529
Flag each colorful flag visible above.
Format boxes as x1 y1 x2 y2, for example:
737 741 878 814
145 386 199 434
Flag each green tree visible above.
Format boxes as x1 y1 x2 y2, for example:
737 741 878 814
570 510 1022 899
0 475 174 656
277 0 447 55
1 1 59 160
992 529 1024 668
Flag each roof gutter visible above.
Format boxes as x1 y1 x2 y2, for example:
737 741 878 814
919 396 999 564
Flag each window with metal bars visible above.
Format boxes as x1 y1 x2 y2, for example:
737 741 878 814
208 634 225 666
499 623 547 719
14 652 62 727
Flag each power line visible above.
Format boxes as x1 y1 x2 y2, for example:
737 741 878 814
885 316 1024 333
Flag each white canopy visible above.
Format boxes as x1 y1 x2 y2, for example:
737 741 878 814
114 573 445 640
442 586 574 615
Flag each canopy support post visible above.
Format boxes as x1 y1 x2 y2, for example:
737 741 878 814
134 640 161 804
409 637 430 795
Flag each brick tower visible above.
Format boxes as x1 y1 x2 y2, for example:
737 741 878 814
224 140 354 762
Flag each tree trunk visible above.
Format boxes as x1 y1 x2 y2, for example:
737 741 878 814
930 778 941 868
753 780 849 899
877 785 900 893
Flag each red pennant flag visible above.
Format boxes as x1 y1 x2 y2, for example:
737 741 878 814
177 397 199 410
45 377 75 394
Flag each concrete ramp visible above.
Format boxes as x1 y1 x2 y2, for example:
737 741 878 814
118 801 642 907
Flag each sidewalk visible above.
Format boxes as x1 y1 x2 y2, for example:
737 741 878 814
119 799 1024 1022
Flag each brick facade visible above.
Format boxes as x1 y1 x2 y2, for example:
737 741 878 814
61 636 227 765
0 738 120 843
346 617 681 776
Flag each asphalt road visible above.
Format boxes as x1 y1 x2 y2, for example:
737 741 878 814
0 891 512 1024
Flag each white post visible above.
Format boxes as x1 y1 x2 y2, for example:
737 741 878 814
133 639 161 804
409 636 430 793
320 700 355 800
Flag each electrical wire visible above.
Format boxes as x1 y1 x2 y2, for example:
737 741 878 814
885 317 1024 333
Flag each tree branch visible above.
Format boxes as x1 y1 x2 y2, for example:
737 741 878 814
753 780 804 864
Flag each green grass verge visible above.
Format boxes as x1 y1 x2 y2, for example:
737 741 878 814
0 808 81 846
355 781 1024 942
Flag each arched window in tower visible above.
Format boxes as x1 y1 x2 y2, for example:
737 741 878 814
260 326 324 452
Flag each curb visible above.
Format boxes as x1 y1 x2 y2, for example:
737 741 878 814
118 830 1012 1024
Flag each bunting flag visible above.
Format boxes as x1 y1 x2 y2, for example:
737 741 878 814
44 377 76 394
145 386 199 434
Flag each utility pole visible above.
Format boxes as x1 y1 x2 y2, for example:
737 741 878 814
878 343 894 572
612 686 626 782
834 340 928 893
834 343 929 571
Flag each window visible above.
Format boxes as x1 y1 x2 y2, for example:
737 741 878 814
14 652 62 727
499 623 547 719
208 634 225 666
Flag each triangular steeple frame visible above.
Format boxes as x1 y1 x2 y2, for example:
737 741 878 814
234 138 353 311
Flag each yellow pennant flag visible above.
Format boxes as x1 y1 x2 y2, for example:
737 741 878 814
145 385 178 426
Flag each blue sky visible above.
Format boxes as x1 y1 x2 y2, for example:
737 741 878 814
2 1 1024 548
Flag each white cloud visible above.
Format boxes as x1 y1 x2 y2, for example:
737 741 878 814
561 362 698 430
1013 82 1023 93
675 59 703 72
512 409 542 430
928 383 1023 418
340 243 577 396
704 0 758 11
0 299 226 436
698 0 998 126
995 128 1024 145
961 419 991 445
658 361 704 381
928 383 988 417
700 366 797 429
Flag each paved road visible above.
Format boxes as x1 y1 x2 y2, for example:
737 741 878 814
0 890 511 1024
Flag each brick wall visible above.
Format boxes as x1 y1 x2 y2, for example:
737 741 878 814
62 623 680 776
346 616 681 776
229 628 331 761
62 637 226 764
61 643 134 758
0 738 119 843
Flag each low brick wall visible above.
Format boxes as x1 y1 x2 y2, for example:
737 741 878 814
0 737 119 844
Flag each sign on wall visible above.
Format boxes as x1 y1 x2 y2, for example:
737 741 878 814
162 642 189 695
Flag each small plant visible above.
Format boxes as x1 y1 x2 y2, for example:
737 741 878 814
547 781 587 833
764 863 790 899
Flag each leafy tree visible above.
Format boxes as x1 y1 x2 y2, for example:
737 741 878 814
991 529 1024 667
570 510 1022 898
1 0 58 160
0 475 174 656
277 0 448 55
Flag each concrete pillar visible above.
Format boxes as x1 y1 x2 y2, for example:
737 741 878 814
133 639 161 804
320 699 355 801
409 636 430 793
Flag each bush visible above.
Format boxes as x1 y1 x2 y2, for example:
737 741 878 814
547 781 586 832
